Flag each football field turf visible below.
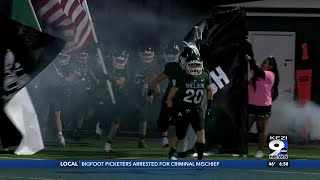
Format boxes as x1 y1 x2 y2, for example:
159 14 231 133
1 137 319 160
0 138 319 180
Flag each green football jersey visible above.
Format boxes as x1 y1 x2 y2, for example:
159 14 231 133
172 70 212 109
163 62 184 98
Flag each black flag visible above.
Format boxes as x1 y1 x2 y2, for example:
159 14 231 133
184 7 249 154
0 15 65 148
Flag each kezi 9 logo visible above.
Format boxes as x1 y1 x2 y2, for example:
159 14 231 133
269 135 288 159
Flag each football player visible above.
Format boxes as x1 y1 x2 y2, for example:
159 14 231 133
93 51 108 139
166 46 213 160
146 43 182 147
132 45 161 148
104 50 131 152
43 52 74 146
72 50 99 141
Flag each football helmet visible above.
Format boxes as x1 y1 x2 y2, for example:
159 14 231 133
180 47 203 76
56 52 71 66
77 50 89 64
139 47 154 63
112 50 129 70
179 56 186 70
164 44 180 63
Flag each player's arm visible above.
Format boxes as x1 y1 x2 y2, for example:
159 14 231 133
146 72 168 96
89 69 100 85
153 74 161 93
115 75 126 87
167 86 178 108
206 85 213 101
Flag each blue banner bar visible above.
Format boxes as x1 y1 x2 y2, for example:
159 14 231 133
0 160 319 168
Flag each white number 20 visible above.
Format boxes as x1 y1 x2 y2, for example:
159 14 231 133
269 140 285 156
183 89 204 104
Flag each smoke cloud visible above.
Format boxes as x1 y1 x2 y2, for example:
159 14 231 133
26 1 320 146
27 0 212 142
250 101 320 142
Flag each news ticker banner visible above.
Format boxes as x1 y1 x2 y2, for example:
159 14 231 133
0 160 320 168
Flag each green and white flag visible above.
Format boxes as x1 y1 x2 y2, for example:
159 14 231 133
1 0 65 155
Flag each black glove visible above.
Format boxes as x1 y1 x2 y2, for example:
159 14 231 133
103 74 112 81
146 89 154 96
206 100 213 119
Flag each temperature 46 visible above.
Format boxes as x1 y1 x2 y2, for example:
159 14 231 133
268 161 290 167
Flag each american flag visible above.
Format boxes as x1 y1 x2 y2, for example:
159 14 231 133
36 0 93 53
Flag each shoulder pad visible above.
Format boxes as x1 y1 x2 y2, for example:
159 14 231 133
203 69 210 74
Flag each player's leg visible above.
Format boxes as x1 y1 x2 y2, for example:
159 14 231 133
52 100 65 147
74 102 95 141
104 118 120 152
85 90 97 124
162 131 169 147
72 91 90 141
94 96 109 139
168 134 180 160
104 100 125 152
138 120 148 148
136 105 149 148
179 125 197 158
191 109 206 160
73 109 85 141
157 99 170 147
169 110 189 160
50 87 66 147
95 104 108 140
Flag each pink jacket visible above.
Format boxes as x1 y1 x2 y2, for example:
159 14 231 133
248 71 275 106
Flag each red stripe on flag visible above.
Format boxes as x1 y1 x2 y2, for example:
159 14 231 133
40 3 61 20
74 11 86 28
80 32 93 51
36 0 93 53
79 0 85 6
60 0 68 9
36 0 50 11
67 0 79 18
60 23 75 30
77 19 89 42
51 15 68 26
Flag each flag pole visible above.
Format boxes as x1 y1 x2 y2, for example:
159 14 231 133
28 0 42 32
82 0 116 104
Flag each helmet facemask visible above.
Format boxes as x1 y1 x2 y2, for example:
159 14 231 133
57 53 70 66
179 56 186 70
186 60 203 76
78 51 88 64
112 55 128 70
139 49 154 63
164 44 180 63
164 53 179 63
